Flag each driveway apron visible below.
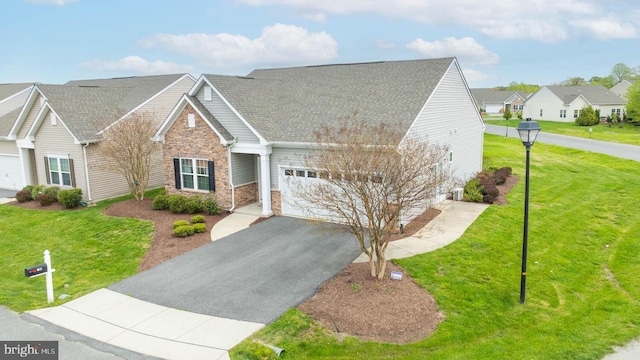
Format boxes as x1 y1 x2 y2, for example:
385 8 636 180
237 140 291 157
109 216 361 324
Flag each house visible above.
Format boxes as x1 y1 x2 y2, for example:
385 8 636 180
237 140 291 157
154 58 484 221
522 85 627 122
3 74 195 200
0 83 36 190
470 89 528 115
611 80 636 101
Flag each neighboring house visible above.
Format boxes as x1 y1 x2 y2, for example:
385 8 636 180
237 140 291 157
4 74 195 200
0 83 36 190
611 80 636 101
155 58 484 223
523 85 627 122
470 89 528 115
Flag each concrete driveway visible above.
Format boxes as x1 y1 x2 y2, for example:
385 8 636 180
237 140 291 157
109 216 361 324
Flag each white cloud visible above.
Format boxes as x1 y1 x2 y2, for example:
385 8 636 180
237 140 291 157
570 19 638 40
138 23 338 69
234 0 639 42
407 37 500 66
461 68 489 83
80 56 194 75
25 0 77 5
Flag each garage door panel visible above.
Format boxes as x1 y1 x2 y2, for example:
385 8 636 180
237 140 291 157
0 155 24 190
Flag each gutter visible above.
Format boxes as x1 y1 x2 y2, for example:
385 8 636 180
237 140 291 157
82 142 93 202
226 138 238 213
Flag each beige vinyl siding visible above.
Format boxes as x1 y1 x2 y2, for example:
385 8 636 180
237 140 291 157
195 88 260 143
231 153 256 185
17 94 43 139
0 140 18 155
33 109 86 195
0 90 29 118
135 76 195 129
408 61 483 183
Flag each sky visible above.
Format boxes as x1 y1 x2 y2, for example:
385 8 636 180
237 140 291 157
1 0 639 88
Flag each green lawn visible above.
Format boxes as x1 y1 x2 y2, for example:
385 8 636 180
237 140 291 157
0 194 155 312
231 134 640 359
485 119 640 146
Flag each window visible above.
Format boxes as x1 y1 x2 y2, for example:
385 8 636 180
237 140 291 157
560 110 566 118
449 151 453 162
539 109 543 117
612 108 621 116
284 169 294 176
574 109 580 118
307 171 317 178
46 156 72 186
296 170 306 177
174 158 214 191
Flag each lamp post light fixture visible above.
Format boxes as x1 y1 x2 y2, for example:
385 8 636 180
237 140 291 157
516 118 541 304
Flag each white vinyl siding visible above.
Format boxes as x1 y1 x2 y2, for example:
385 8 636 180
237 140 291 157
195 87 260 144
407 61 483 184
271 146 307 190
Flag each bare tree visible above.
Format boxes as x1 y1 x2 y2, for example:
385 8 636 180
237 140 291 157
95 111 159 200
287 114 453 279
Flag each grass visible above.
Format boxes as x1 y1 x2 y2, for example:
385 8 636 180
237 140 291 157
231 134 640 359
0 190 161 312
484 119 640 146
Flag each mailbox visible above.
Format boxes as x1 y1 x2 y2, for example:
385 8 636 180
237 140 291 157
25 263 48 278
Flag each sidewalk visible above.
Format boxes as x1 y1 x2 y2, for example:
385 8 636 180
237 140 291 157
353 200 489 263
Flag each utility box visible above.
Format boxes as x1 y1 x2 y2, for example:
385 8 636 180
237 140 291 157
453 188 464 201
25 263 48 278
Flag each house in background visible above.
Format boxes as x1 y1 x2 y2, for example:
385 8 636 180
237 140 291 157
155 57 484 223
0 83 36 190
470 89 528 115
611 80 636 101
3 74 195 200
523 85 627 122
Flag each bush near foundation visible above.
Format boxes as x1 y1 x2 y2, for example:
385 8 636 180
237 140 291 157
58 188 82 208
15 190 32 203
174 225 195 237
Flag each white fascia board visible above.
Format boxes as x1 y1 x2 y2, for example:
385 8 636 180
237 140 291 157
231 143 272 156
187 75 211 96
183 96 232 145
0 84 33 105
99 74 196 135
8 86 43 138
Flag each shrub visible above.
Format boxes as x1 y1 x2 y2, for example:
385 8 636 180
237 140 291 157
463 178 483 203
479 177 499 198
31 184 46 201
483 194 496 204
15 190 32 203
168 194 188 213
37 194 55 206
202 197 221 215
186 195 203 214
193 223 206 233
174 225 195 237
494 167 512 185
575 105 599 126
43 186 60 202
151 194 169 210
22 185 35 194
58 188 82 208
173 220 190 229
191 215 205 224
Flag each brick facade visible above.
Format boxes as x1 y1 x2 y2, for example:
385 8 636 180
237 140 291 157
271 190 282 215
234 182 258 208
162 104 233 209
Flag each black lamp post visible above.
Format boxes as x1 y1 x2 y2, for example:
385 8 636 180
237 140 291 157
516 118 540 304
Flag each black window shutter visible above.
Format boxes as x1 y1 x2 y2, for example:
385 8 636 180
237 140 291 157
173 158 181 189
69 159 76 187
44 157 50 184
208 160 215 192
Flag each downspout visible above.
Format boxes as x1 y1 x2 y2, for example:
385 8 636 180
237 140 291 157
82 142 92 203
226 138 238 213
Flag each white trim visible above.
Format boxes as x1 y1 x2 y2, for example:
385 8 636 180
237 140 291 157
0 153 19 157
25 103 81 144
8 86 43 138
0 84 33 105
230 143 272 155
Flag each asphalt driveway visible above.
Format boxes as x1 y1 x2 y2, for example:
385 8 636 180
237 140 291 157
109 216 361 324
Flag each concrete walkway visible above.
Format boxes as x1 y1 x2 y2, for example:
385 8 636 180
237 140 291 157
210 203 261 241
354 200 489 263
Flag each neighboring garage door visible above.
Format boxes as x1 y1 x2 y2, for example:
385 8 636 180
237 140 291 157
0 155 24 190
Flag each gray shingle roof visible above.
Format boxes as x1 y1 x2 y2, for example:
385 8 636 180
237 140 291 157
546 85 626 105
470 89 527 107
187 95 234 142
204 58 455 143
34 74 187 142
0 83 33 102
0 108 22 137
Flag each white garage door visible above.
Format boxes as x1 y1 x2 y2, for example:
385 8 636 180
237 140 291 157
280 167 337 221
0 155 24 190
